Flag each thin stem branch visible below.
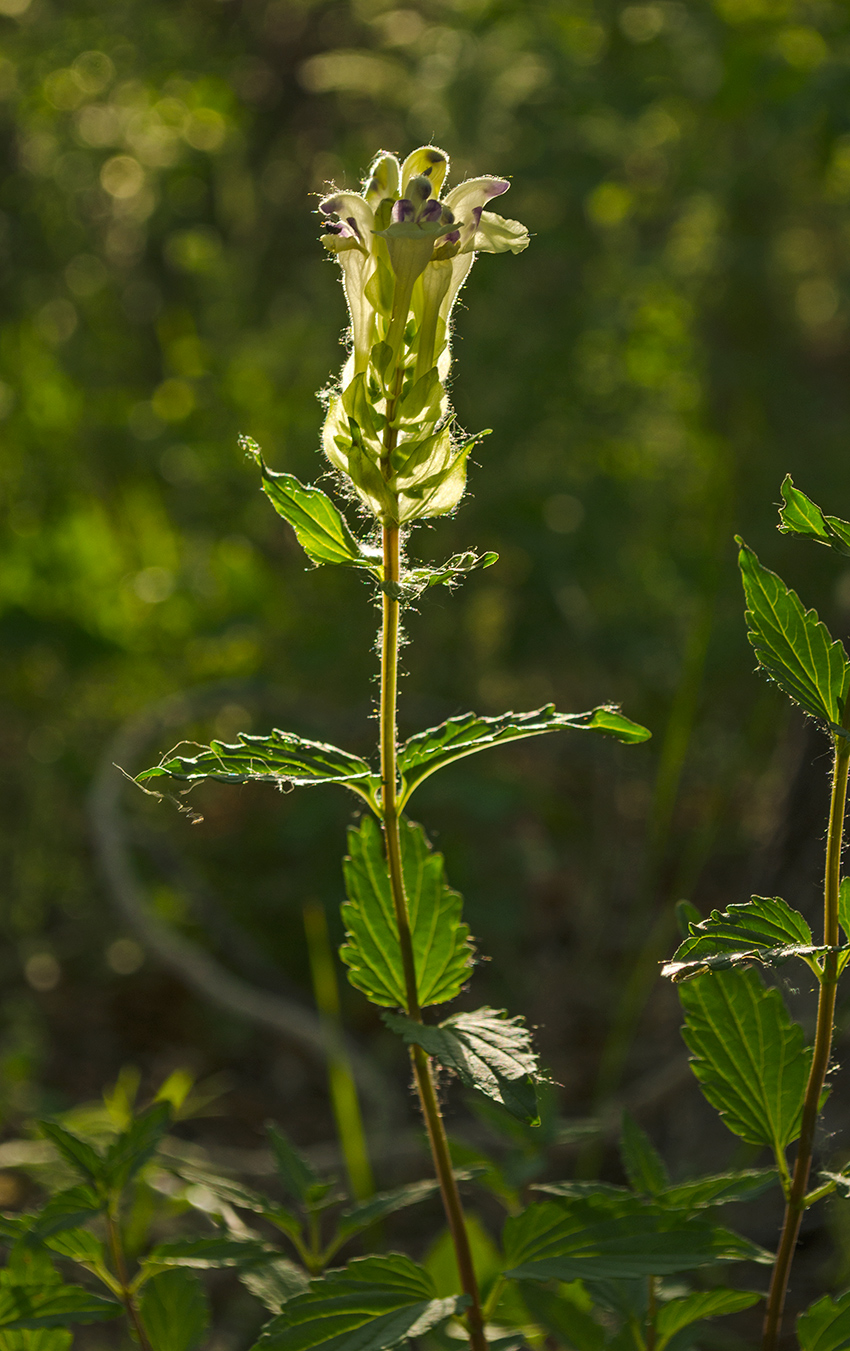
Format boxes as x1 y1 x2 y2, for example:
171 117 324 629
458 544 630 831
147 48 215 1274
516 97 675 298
106 1207 153 1351
762 737 850 1351
380 521 487 1351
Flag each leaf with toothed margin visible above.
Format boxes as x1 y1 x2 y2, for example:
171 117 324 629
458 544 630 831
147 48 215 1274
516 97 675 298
0 1284 121 1332
396 705 650 805
382 1007 544 1125
798 1289 850 1351
249 1255 468 1351
778 476 850 558
661 895 832 983
381 551 499 603
241 438 378 572
737 538 850 727
136 731 381 809
339 816 474 1009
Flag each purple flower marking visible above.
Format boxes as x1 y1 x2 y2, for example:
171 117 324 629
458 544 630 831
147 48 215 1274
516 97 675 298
392 199 415 223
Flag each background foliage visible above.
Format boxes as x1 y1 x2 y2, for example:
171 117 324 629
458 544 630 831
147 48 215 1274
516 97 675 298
4 0 850 1339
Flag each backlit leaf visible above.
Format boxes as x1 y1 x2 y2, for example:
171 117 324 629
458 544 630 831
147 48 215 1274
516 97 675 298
104 1101 171 1190
146 1236 275 1270
335 1180 441 1239
27 1188 103 1239
384 551 499 603
243 441 375 571
655 1287 761 1351
340 816 474 1009
36 1124 103 1187
679 968 810 1155
737 539 850 726
0 1285 120 1331
250 1254 467 1351
657 1169 778 1212
383 1007 543 1124
140 1270 210 1351
778 476 850 557
619 1112 668 1197
137 731 380 809
502 1193 771 1281
798 1289 850 1351
397 705 650 806
240 1260 309 1315
662 896 826 983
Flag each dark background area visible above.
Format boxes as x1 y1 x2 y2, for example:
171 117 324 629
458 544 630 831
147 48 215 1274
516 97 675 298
3 0 850 1340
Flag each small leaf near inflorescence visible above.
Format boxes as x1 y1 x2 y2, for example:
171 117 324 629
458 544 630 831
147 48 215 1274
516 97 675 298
662 895 837 983
778 475 850 557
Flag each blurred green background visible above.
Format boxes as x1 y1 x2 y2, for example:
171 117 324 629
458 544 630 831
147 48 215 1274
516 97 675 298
3 0 850 1299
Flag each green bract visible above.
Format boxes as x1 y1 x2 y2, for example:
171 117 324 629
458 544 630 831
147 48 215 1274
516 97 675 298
318 146 529 523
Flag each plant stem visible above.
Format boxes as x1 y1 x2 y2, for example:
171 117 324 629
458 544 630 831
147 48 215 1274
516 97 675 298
380 521 488 1351
105 1207 153 1351
761 737 850 1351
646 1276 657 1351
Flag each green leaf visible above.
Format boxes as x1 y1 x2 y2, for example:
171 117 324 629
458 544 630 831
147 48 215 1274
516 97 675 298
266 1124 320 1207
384 551 499 603
679 968 811 1155
137 730 380 809
168 1160 301 1236
0 1286 120 1331
383 1007 544 1124
778 476 850 557
242 440 375 571
335 1180 441 1240
619 1112 669 1197
502 1194 771 1282
396 705 651 806
340 816 474 1009
36 1123 103 1186
655 1287 761 1351
27 1187 103 1239
840 879 850 943
140 1270 210 1351
517 1282 606 1351
657 1168 778 1212
250 1254 467 1351
240 1260 309 1315
43 1229 107 1268
146 1236 275 1269
798 1289 850 1351
737 538 850 727
104 1101 171 1190
0 1329 72 1351
662 896 825 983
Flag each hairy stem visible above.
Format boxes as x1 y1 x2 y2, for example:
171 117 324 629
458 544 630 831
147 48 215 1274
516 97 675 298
106 1208 153 1351
380 522 487 1351
762 737 850 1351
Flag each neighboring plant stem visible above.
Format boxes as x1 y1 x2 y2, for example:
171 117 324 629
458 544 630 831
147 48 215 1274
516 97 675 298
105 1207 153 1351
380 521 488 1351
303 898 376 1203
762 736 850 1351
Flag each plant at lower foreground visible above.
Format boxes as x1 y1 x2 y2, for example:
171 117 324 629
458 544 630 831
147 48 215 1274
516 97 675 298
0 147 793 1351
661 476 850 1351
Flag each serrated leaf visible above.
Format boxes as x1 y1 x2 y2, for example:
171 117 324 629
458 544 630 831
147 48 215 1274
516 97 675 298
267 1124 319 1207
662 896 825 983
517 1282 606 1351
737 539 850 727
36 1124 103 1187
655 1287 761 1350
146 1236 275 1270
137 731 380 808
339 815 474 1009
778 476 850 558
104 1101 171 1191
0 1329 72 1351
43 1229 106 1268
798 1289 850 1351
27 1187 103 1239
140 1270 210 1351
502 1194 771 1281
0 1285 121 1331
619 1112 669 1197
169 1160 301 1236
657 1168 778 1211
679 968 810 1156
383 1008 543 1124
242 440 375 571
250 1254 467 1351
396 705 650 806
335 1180 441 1240
384 551 499 603
241 1260 309 1315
